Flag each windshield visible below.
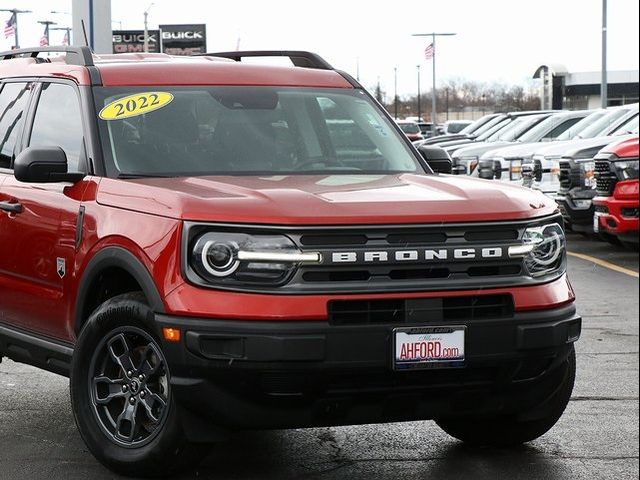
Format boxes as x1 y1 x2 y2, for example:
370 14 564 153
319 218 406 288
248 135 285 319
491 115 547 142
517 113 579 143
576 108 634 139
459 114 497 135
398 122 420 134
611 114 639 135
476 117 511 141
469 115 507 139
557 110 606 140
94 87 423 177
446 121 471 134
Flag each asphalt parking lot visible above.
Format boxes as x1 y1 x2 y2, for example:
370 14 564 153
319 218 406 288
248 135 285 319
0 233 638 480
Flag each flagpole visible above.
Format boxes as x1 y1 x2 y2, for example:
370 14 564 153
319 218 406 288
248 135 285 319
38 20 57 46
52 27 72 45
432 33 436 124
411 32 456 127
1 8 32 49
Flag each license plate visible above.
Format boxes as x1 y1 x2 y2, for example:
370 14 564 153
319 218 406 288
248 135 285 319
393 326 465 370
593 212 601 232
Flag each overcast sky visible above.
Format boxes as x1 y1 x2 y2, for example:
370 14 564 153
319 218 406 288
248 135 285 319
1 0 638 98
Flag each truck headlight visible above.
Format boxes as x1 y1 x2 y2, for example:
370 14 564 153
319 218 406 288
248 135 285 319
189 232 320 286
509 223 566 277
613 160 639 180
509 158 523 181
580 161 596 188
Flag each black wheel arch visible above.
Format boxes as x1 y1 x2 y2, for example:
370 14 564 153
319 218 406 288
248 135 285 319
74 247 165 335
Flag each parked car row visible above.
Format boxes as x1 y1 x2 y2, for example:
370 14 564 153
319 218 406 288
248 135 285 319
395 119 473 140
411 105 639 249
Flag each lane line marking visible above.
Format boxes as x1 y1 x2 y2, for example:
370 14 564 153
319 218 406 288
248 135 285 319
568 251 639 279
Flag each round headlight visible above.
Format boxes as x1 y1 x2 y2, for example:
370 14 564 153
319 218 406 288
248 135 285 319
201 241 240 277
521 223 566 277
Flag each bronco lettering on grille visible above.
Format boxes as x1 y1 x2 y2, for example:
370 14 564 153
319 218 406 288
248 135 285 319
329 247 505 264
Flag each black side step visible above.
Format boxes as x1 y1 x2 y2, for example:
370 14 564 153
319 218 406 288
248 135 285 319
0 324 73 377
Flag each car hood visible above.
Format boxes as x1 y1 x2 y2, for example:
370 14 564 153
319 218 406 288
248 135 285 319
96 174 557 225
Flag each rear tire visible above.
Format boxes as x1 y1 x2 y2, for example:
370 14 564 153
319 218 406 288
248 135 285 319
70 292 207 477
436 347 575 447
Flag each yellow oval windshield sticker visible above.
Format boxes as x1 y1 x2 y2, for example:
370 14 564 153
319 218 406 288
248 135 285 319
99 92 174 120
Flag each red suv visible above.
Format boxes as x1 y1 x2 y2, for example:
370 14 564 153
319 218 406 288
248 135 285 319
0 47 581 476
593 136 640 249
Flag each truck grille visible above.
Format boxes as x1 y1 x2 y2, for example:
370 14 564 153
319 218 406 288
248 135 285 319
533 159 543 182
328 294 514 326
559 161 580 191
595 160 618 196
282 220 548 294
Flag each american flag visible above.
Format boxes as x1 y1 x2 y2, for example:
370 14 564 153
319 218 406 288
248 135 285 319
4 13 16 39
61 30 69 46
39 24 49 46
424 43 435 60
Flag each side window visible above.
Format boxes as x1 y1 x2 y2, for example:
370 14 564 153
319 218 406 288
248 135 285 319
29 83 85 172
0 82 32 169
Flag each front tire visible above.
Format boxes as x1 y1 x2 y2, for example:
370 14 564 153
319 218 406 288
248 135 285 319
436 347 576 447
70 292 204 477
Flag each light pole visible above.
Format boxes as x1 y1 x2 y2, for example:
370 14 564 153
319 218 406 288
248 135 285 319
411 32 456 124
0 8 32 49
143 3 154 53
601 0 608 108
394 67 398 120
417 65 421 120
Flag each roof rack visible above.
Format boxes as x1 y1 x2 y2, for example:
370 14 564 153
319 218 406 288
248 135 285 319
197 50 333 70
0 46 94 67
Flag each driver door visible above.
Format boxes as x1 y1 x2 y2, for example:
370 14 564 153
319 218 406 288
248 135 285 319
0 81 88 340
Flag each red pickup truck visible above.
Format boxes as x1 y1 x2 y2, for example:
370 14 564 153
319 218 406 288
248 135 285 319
0 47 580 476
593 136 640 249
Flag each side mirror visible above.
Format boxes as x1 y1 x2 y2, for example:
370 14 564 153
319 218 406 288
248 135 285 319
14 147 85 183
418 145 452 174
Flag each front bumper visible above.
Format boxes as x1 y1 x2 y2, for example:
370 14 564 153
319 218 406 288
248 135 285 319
555 190 596 232
155 303 581 433
593 196 640 241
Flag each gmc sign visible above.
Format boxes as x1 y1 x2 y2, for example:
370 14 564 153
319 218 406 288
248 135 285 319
160 24 207 56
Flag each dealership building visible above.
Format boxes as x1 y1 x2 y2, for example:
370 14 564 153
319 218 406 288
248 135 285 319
534 64 639 110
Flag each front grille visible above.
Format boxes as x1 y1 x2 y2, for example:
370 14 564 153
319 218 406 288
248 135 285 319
595 160 617 196
533 159 543 182
559 161 580 191
271 217 567 294
288 223 531 293
328 294 514 326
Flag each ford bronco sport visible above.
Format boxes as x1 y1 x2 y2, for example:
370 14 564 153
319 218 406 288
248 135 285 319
0 47 581 477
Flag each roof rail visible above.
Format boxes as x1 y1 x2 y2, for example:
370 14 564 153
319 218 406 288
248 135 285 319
0 46 94 67
197 50 333 70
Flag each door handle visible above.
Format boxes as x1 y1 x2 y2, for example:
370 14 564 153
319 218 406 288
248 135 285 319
0 201 23 213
